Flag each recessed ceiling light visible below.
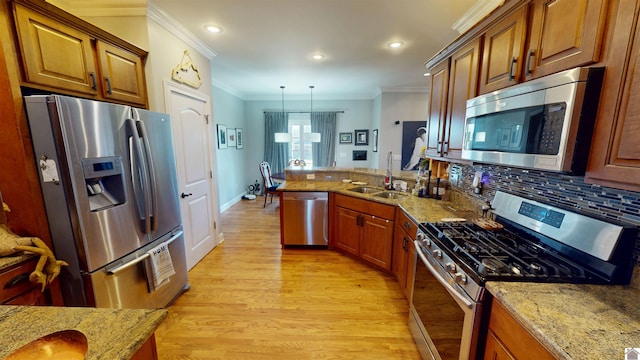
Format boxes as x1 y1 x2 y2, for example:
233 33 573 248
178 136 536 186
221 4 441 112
312 54 325 60
424 72 431 76
206 25 222 33
388 41 404 49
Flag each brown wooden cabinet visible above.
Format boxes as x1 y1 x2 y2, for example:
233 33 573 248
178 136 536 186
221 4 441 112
426 59 449 158
585 0 640 192
391 208 417 299
525 0 608 80
478 7 527 94
0 258 48 305
11 0 148 107
426 39 481 160
484 297 555 360
97 40 147 106
334 194 395 271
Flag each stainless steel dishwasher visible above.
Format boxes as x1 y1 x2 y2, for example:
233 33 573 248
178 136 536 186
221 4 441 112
282 192 328 246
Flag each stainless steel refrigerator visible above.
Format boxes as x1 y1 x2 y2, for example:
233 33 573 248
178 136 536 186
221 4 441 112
25 95 189 308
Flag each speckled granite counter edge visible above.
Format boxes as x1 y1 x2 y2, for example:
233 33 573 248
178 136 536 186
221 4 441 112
486 282 640 360
0 306 167 360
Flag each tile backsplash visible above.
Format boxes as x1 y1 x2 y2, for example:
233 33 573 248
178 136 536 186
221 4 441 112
450 164 640 268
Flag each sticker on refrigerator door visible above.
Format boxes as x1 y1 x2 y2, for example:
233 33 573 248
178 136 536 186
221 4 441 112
39 158 59 184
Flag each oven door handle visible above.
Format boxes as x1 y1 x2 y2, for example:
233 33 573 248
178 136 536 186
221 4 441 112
414 240 474 309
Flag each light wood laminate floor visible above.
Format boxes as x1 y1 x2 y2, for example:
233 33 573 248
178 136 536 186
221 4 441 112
155 197 420 359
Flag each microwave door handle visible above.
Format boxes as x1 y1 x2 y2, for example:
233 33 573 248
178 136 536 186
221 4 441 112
127 119 150 233
414 240 474 309
137 120 158 232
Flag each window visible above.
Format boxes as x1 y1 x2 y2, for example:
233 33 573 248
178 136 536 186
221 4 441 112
288 113 313 166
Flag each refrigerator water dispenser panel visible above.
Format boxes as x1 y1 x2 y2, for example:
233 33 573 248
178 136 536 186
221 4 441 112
81 156 125 211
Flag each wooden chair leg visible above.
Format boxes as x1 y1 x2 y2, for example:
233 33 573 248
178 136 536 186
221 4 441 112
263 193 267 207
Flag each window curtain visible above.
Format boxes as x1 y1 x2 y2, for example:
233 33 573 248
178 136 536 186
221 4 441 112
311 112 337 167
264 111 288 175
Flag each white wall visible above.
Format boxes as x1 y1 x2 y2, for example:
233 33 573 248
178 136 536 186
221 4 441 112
377 92 429 171
211 86 247 209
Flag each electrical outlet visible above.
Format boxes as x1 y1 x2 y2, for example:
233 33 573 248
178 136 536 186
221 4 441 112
307 174 315 180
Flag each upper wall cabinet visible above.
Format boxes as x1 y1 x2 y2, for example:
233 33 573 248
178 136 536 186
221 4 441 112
11 0 148 107
426 39 481 160
478 7 527 94
478 0 608 94
585 0 640 192
525 0 608 80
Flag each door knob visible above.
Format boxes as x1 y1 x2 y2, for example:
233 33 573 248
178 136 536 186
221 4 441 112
181 192 193 198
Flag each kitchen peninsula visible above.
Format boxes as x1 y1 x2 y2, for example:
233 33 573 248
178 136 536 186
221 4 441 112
278 166 640 360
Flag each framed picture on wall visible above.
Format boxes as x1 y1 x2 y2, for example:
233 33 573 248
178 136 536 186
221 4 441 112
217 124 227 149
339 132 352 144
236 128 244 149
372 129 378 152
227 128 237 147
354 129 369 146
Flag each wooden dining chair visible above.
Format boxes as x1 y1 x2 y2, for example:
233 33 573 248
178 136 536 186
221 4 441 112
259 161 280 207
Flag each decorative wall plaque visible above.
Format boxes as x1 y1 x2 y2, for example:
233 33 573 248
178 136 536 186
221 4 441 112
171 50 203 88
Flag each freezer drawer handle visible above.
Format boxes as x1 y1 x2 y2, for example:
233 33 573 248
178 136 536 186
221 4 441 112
106 230 184 275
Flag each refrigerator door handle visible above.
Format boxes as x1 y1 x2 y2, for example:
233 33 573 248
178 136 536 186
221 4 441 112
137 120 159 232
106 230 184 275
127 119 151 234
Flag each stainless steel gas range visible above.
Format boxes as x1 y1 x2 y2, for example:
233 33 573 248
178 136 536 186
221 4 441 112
409 191 637 360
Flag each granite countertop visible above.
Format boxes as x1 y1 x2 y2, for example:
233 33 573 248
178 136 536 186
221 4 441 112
486 282 640 360
0 254 35 272
277 180 467 223
0 305 167 360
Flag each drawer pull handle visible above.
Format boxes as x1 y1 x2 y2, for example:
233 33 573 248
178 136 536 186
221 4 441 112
4 273 30 289
89 72 97 90
508 57 517 81
525 49 535 76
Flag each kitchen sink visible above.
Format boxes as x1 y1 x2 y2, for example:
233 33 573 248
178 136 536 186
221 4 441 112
6 329 88 360
347 186 385 194
373 191 409 199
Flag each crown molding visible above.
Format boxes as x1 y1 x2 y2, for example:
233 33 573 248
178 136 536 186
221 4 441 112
452 0 504 34
47 0 148 17
147 2 216 60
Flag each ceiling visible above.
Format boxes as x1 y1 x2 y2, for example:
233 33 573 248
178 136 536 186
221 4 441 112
149 0 485 100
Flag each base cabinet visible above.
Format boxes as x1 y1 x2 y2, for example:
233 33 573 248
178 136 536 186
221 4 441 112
0 258 49 305
131 334 159 360
391 208 418 299
484 298 555 360
334 194 395 271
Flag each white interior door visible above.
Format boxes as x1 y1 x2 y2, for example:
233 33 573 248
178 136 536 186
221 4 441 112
164 81 219 270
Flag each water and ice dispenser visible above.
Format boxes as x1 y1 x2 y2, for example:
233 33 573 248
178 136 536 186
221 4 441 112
81 157 125 211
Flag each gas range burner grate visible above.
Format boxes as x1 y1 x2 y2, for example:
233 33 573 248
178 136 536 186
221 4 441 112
424 221 589 282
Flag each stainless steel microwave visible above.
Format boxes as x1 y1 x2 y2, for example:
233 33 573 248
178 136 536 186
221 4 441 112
461 67 604 173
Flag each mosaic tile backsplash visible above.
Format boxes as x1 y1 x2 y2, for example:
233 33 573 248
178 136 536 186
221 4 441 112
450 164 640 266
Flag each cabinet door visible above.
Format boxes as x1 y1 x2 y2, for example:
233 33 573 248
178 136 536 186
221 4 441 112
404 240 416 299
525 0 607 80
426 59 449 158
13 4 99 95
585 0 640 192
484 331 515 360
391 226 408 289
444 39 481 159
360 215 394 271
97 41 147 106
335 207 361 257
479 7 527 94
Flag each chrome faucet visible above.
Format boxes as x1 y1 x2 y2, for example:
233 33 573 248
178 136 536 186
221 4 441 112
385 151 392 189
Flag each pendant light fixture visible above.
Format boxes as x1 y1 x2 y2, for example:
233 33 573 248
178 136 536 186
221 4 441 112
309 85 321 143
274 85 291 143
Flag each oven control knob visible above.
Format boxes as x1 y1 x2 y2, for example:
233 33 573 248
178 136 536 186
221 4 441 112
432 249 442 259
454 273 467 285
445 262 457 273
416 233 425 241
